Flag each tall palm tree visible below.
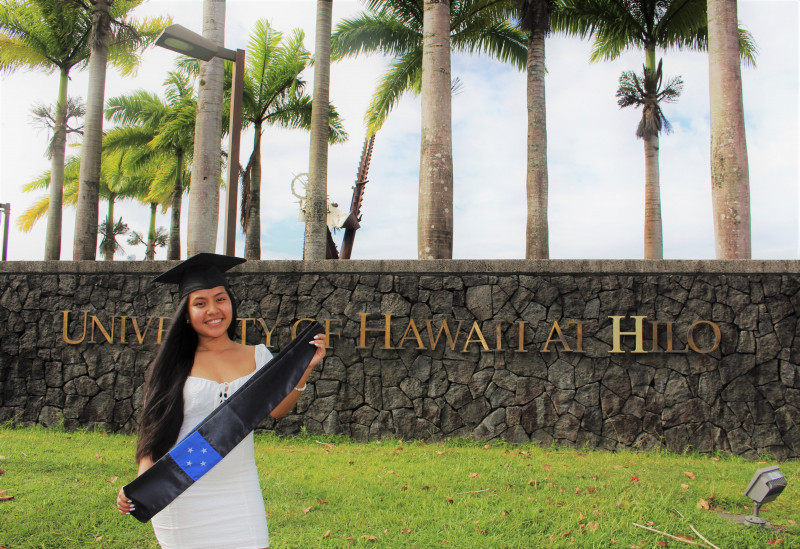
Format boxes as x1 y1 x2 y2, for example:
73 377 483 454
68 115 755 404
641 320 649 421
1 0 93 259
332 0 527 259
418 0 453 259
72 0 168 260
188 0 227 256
105 69 197 259
616 60 683 258
515 0 553 259
552 0 756 258
707 0 750 258
238 19 346 260
303 0 334 261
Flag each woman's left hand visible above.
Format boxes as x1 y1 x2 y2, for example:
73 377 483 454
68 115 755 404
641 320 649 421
308 333 326 368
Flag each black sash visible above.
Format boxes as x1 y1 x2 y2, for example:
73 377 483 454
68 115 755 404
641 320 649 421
123 321 324 523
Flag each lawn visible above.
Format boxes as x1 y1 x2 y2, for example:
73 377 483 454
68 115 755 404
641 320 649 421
0 426 797 548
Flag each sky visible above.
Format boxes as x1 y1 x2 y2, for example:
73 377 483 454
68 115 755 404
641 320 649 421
0 0 797 261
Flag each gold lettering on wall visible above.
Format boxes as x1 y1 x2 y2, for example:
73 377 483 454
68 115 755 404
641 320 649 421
687 320 722 353
516 321 527 352
131 317 153 344
358 313 394 349
256 318 276 347
609 315 648 353
567 321 586 353
542 321 571 352
62 311 88 344
463 322 489 352
90 315 114 343
292 318 315 340
425 320 461 350
56 310 723 355
239 318 256 343
324 318 341 349
397 319 426 349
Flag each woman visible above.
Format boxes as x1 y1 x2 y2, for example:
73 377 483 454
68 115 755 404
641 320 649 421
116 253 325 549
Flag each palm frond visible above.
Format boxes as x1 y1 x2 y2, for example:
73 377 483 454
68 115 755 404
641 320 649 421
451 19 527 71
107 15 172 77
737 26 758 67
365 0 423 28
616 59 682 139
365 49 423 134
332 14 420 60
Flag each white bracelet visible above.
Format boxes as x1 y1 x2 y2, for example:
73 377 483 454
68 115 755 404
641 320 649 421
294 384 307 392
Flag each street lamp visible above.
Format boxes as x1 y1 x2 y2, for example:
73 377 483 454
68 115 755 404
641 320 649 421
0 203 9 261
155 24 245 257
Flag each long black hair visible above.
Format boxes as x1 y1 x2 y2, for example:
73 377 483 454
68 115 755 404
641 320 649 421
136 287 238 462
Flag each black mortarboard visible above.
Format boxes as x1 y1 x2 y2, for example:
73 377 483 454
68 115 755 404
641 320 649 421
153 253 246 299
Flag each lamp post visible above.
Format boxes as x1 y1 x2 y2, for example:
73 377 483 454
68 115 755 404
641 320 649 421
155 24 245 257
0 203 9 261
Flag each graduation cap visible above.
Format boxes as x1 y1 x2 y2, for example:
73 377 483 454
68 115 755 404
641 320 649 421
153 253 246 299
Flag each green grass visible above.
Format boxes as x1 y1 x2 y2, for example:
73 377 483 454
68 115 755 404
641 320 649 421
1 426 797 548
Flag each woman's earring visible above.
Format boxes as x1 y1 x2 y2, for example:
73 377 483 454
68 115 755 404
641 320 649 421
185 318 190 324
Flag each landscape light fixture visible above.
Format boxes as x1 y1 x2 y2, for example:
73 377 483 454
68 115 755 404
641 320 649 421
743 465 787 526
155 24 245 256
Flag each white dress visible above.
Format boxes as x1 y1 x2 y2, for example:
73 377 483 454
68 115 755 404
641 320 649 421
152 344 273 549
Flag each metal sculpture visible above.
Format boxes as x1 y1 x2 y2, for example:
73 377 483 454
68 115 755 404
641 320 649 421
295 134 376 259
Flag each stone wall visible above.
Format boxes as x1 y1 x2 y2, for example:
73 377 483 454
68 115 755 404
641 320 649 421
1 260 798 459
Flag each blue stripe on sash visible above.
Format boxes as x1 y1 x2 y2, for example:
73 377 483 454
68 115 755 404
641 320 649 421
169 431 223 481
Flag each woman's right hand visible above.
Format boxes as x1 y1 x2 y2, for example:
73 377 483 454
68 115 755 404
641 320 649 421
116 487 135 515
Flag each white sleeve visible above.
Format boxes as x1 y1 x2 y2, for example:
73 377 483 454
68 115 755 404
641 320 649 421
254 343 274 370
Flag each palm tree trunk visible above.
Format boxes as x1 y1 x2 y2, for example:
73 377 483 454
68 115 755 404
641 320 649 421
643 134 663 259
525 27 549 259
707 0 751 258
101 198 114 261
303 0 333 261
146 202 157 261
642 45 663 259
44 69 69 260
74 0 111 260
188 0 226 256
167 151 184 260
245 126 262 259
418 0 453 259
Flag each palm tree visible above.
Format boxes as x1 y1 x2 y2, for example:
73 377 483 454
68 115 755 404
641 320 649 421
98 216 129 261
18 148 142 261
552 0 756 258
238 19 346 260
30 96 86 155
417 0 454 259
127 209 168 260
73 0 168 260
1 0 93 259
616 60 683 258
18 156 83 235
515 0 554 259
303 0 334 261
188 0 227 256
707 0 750 258
105 69 197 259
332 0 527 259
